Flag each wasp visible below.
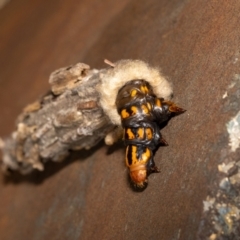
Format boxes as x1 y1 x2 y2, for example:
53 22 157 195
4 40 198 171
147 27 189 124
116 79 185 188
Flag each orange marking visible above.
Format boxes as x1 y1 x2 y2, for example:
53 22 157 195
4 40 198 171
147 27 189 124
140 85 146 93
155 98 162 107
126 145 151 168
147 102 152 110
145 128 153 140
131 106 138 115
141 148 151 162
132 145 138 164
125 145 130 166
121 109 130 119
131 89 137 97
126 128 135 140
144 86 149 93
141 104 149 114
137 128 144 139
140 85 149 93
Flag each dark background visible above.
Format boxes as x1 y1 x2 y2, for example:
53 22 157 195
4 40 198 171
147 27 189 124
0 0 240 239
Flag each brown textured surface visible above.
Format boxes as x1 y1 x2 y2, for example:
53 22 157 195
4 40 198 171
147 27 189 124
0 0 240 239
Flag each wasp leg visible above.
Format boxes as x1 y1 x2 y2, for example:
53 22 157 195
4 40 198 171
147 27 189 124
157 128 168 146
104 126 123 145
163 100 186 114
159 136 168 146
150 165 160 173
147 157 160 174
153 99 186 124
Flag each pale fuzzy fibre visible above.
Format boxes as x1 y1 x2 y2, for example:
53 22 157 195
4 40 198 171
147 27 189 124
97 59 173 125
104 126 123 145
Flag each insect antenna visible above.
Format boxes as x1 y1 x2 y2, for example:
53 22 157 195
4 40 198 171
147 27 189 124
104 59 115 68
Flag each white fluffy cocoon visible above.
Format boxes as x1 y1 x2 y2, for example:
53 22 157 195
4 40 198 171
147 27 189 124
97 59 173 126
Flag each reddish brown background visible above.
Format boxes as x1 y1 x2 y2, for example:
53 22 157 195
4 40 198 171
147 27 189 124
0 0 240 239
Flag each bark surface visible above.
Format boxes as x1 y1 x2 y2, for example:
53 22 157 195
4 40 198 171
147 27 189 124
1 63 114 173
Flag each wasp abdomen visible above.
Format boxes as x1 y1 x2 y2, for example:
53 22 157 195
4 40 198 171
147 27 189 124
125 144 153 187
124 127 153 142
125 144 152 168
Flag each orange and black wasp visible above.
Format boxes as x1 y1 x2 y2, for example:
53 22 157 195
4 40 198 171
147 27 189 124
116 79 185 188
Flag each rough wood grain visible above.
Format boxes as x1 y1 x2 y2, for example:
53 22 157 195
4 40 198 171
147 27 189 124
0 63 114 174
